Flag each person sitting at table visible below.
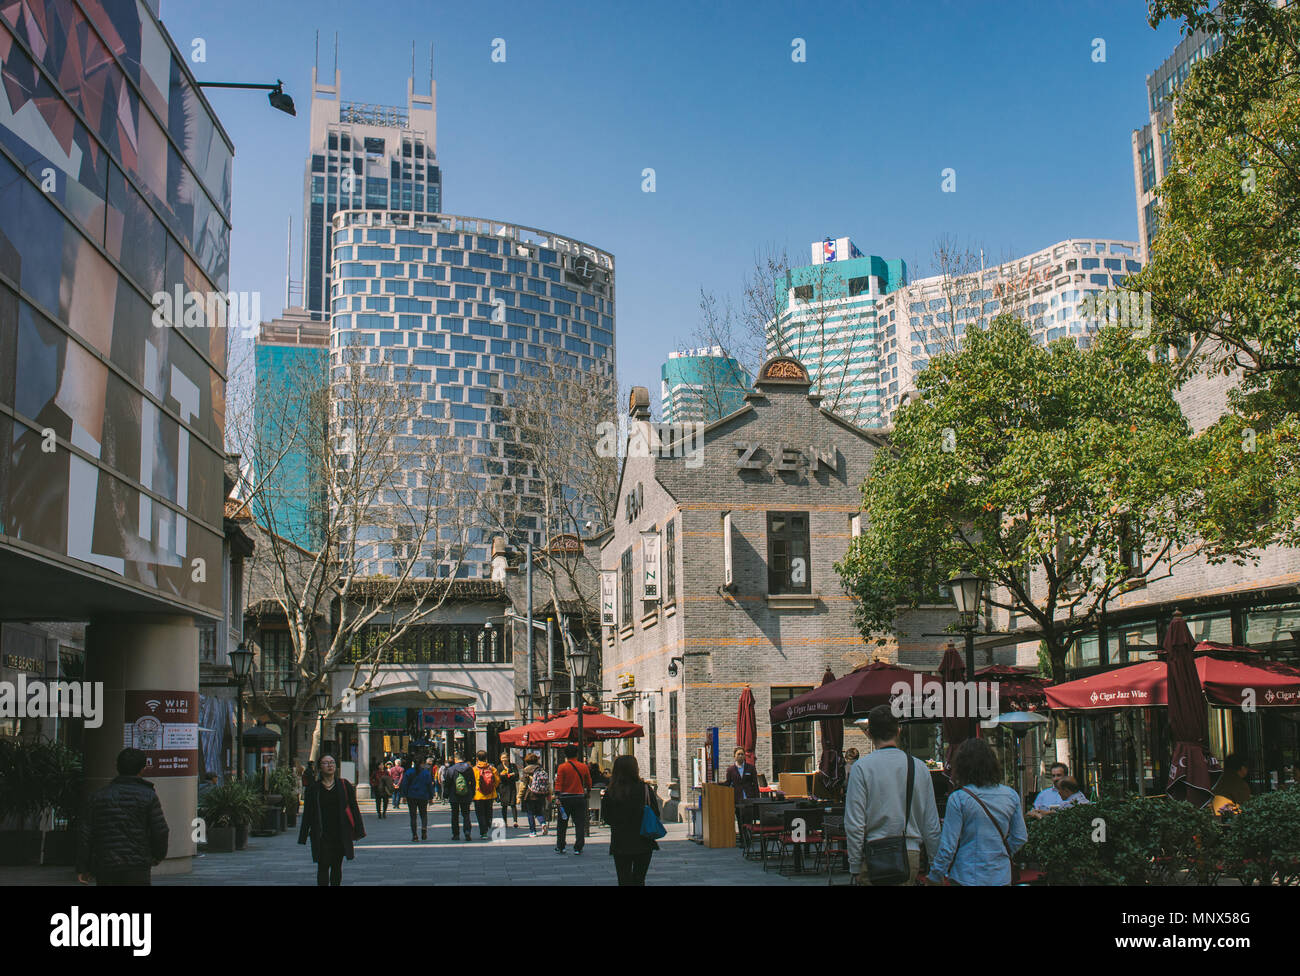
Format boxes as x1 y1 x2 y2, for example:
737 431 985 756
724 748 760 844
1213 753 1252 808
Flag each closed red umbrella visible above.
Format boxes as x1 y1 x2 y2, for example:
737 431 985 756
815 668 844 789
1165 611 1215 807
938 645 968 771
736 686 757 764
769 661 932 725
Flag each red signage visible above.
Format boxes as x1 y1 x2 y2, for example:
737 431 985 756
122 690 199 777
421 707 476 730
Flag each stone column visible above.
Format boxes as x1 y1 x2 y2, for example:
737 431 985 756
84 614 199 877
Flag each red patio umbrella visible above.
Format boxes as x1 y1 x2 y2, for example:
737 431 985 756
769 660 934 725
1043 653 1300 710
938 645 968 771
529 705 643 744
498 720 550 748
815 668 845 790
1165 611 1216 807
736 686 757 764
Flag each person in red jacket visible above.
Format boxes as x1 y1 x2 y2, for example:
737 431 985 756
388 759 405 809
552 744 592 855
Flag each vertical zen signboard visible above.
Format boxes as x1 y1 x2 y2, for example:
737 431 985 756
641 530 660 602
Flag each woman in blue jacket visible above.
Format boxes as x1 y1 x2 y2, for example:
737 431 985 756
401 756 435 842
928 738 1027 886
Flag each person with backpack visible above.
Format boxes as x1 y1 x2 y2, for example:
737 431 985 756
844 704 941 886
600 754 662 886
369 761 392 819
442 753 476 840
497 751 520 829
553 744 593 855
521 753 550 836
927 738 1028 886
472 750 499 838
402 754 435 842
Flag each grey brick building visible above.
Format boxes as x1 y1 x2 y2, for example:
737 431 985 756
600 357 894 811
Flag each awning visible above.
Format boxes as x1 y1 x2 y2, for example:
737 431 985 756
1044 654 1300 710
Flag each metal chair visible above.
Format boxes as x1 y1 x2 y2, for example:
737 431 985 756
775 808 825 875
813 813 849 883
753 807 787 870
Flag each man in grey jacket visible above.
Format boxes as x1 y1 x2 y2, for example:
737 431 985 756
844 704 940 885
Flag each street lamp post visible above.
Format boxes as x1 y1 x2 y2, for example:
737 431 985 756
196 79 296 115
314 689 330 760
229 642 254 780
949 570 987 740
282 674 300 771
568 644 591 758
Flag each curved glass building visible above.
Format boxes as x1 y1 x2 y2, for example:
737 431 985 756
329 210 616 578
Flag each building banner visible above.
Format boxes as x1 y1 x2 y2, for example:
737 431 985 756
641 531 661 602
723 512 733 589
601 570 617 626
421 707 476 730
122 690 198 777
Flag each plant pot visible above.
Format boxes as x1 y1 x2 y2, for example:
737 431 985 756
286 809 298 828
40 830 77 866
235 824 249 850
0 830 42 866
205 826 236 853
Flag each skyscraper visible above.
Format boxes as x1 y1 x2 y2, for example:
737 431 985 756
329 209 616 579
769 237 907 429
303 68 442 320
660 347 752 424
1131 28 1221 260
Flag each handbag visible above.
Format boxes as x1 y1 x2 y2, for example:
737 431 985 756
863 751 916 885
959 786 1020 884
342 781 365 840
639 784 667 840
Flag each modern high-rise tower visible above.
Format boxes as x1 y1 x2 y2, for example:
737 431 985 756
303 68 443 320
660 347 752 424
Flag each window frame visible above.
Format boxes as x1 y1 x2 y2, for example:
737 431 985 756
766 510 811 595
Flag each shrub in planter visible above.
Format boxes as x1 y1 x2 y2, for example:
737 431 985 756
198 780 262 852
1019 795 1220 885
1221 788 1300 885
0 738 83 866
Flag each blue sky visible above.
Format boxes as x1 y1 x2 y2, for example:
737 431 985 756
160 0 1184 403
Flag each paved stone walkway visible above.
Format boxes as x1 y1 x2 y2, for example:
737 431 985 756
153 800 838 886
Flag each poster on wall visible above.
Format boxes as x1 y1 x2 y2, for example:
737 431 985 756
422 707 476 730
121 690 199 777
641 530 660 602
600 570 617 626
722 512 733 589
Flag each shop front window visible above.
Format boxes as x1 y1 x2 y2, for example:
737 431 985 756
1107 620 1159 663
1244 602 1300 655
770 686 814 778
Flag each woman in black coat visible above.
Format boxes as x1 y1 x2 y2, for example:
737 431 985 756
297 755 365 886
601 755 660 886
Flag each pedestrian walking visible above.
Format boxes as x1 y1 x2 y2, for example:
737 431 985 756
430 758 443 802
369 761 392 819
297 755 365 886
522 753 550 836
76 748 169 886
553 744 592 855
844 704 940 886
402 755 435 841
497 751 520 828
601 755 661 886
389 759 405 809
443 753 476 840
472 750 499 838
927 737 1028 886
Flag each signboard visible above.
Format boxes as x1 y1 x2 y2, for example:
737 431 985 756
600 570 617 626
421 707 476 730
121 690 198 777
368 707 407 730
641 530 661 602
722 512 733 589
548 533 582 554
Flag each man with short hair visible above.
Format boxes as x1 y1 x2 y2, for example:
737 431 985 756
844 705 940 886
1031 762 1070 814
76 748 170 886
1215 753 1252 807
443 753 476 840
553 744 592 855
1057 777 1091 808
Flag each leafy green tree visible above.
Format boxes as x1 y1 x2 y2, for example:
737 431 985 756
836 317 1211 681
1135 0 1300 549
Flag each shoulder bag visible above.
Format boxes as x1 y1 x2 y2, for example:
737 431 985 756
959 786 1020 884
864 751 915 885
639 783 667 840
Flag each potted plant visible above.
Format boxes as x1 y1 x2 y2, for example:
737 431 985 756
38 741 83 866
199 781 262 852
267 767 299 831
0 738 47 865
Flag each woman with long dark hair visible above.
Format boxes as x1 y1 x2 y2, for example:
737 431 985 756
297 755 365 885
927 738 1027 886
601 755 661 886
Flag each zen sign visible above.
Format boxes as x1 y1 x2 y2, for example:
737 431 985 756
734 442 837 481
642 531 660 602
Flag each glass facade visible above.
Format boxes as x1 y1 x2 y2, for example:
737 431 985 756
0 0 231 614
329 210 615 578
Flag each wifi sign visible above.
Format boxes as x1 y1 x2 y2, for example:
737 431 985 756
145 699 162 712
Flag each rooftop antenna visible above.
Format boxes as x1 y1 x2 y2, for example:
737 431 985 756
333 31 338 76
284 216 292 309
411 40 415 80
429 41 434 87
314 29 319 75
